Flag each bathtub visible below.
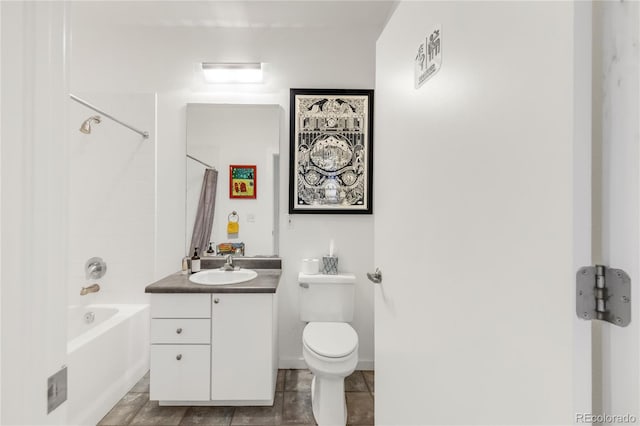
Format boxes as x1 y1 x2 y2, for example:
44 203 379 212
67 304 150 426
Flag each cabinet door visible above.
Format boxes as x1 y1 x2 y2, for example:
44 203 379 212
211 294 274 401
150 344 210 401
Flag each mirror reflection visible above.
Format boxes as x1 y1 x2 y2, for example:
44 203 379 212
186 104 280 257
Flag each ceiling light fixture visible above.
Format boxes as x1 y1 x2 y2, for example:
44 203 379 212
201 62 263 83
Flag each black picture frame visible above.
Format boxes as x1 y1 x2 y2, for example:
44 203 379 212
289 88 374 214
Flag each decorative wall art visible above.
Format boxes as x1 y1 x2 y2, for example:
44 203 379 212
229 165 256 199
414 25 442 89
289 89 374 214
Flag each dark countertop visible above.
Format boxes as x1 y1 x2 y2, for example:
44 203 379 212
145 269 281 294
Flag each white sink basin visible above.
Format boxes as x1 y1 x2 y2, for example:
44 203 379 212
189 269 258 285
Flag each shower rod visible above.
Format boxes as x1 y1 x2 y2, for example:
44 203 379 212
187 154 215 170
69 94 150 139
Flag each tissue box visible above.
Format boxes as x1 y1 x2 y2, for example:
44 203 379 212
321 256 338 275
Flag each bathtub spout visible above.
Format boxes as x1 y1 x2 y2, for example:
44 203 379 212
80 283 100 296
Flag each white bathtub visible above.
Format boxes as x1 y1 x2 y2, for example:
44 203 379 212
67 304 150 426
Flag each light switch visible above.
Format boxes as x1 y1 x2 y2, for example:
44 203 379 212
247 214 256 223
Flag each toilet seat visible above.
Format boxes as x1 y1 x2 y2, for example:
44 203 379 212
303 322 358 359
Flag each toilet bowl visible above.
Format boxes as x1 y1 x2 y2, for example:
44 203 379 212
302 322 358 426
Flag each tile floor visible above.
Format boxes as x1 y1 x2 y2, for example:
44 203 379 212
98 369 374 426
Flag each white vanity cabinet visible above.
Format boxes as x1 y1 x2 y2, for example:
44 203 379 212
149 291 278 406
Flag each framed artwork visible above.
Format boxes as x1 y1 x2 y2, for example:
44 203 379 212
289 88 374 214
229 165 256 199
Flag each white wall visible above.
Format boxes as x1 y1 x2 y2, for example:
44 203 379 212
67 94 156 306
1 2 69 424
186 104 280 257
70 8 379 368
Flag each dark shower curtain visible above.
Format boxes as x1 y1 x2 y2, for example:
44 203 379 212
189 168 218 257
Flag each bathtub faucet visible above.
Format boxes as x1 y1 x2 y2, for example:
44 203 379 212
80 283 100 296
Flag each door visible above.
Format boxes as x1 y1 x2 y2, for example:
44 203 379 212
150 345 211 401
211 293 275 402
596 1 640 421
374 2 592 424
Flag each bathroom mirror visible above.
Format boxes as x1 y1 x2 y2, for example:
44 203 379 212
186 104 280 256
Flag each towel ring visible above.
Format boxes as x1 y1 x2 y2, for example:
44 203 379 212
228 211 239 223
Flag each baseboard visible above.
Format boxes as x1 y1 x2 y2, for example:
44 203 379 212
278 357 307 369
160 399 273 407
279 357 374 371
356 359 374 370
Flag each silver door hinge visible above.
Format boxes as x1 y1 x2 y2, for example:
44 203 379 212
576 265 631 327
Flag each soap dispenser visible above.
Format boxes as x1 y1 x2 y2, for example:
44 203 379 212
181 257 189 275
206 242 215 257
191 247 201 273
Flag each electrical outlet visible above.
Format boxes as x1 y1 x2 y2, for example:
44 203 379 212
47 366 67 414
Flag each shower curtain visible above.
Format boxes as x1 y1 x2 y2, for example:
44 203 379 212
189 168 218 257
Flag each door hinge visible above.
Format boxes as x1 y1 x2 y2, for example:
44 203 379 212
576 265 631 327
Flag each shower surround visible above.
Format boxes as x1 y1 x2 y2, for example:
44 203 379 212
67 93 156 423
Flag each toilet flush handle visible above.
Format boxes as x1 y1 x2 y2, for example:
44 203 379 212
367 268 382 284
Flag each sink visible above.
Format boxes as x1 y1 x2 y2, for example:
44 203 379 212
189 269 258 285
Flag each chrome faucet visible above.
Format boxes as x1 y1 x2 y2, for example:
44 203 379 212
221 254 236 271
80 283 100 296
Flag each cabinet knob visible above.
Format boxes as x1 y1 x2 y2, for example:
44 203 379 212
176 354 182 361
176 328 182 334
214 298 220 304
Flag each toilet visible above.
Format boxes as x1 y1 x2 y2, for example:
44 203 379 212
298 272 358 426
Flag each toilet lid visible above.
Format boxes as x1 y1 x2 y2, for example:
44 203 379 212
303 322 358 358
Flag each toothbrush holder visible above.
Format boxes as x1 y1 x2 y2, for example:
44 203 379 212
321 255 338 275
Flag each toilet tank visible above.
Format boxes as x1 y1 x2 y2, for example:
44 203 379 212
298 272 356 322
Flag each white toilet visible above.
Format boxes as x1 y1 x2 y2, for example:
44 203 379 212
298 272 358 426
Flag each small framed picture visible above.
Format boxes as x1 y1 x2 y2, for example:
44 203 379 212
289 88 374 214
229 165 256 199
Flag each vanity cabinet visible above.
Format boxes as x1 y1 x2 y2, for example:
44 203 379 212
149 291 278 405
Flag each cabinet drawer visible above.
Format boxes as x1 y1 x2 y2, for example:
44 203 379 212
151 294 211 318
151 319 210 344
150 344 210 401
